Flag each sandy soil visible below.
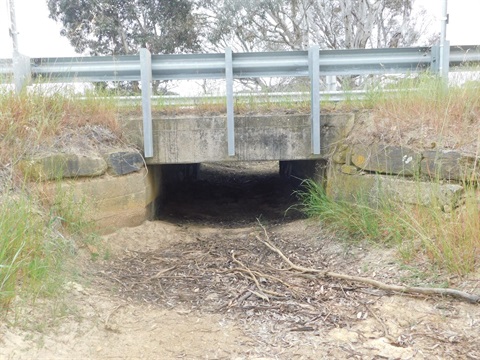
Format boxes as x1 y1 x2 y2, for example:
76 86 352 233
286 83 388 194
1 162 479 359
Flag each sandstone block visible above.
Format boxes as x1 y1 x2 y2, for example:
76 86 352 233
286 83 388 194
421 150 479 181
326 164 376 203
340 164 358 175
104 150 144 176
377 179 464 209
351 144 420 176
321 113 355 156
20 153 107 180
332 144 350 164
39 169 156 234
327 165 464 209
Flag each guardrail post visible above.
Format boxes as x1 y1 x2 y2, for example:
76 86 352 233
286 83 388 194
440 41 450 80
13 51 30 93
430 45 440 73
309 45 321 155
326 75 337 92
432 42 450 83
225 47 235 156
140 48 154 158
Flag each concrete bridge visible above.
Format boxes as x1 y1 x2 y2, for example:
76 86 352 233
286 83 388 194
121 112 353 166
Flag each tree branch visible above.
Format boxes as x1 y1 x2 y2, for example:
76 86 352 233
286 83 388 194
256 221 480 304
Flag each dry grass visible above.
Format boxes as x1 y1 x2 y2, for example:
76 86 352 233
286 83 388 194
0 87 120 166
365 76 480 153
138 92 313 116
403 188 480 274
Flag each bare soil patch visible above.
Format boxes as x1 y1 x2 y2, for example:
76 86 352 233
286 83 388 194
1 162 479 359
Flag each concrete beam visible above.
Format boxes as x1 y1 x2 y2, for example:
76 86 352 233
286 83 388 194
119 113 354 165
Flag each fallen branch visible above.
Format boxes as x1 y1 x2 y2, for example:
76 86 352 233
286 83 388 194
144 266 177 282
256 221 480 304
224 267 294 290
231 252 285 299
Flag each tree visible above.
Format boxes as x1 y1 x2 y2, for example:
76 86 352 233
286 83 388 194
199 0 429 91
47 0 201 56
202 0 421 52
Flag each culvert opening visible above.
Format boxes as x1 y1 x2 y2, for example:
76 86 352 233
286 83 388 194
102 159 356 340
155 161 306 225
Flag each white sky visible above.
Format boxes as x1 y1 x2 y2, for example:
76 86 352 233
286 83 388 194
0 0 479 58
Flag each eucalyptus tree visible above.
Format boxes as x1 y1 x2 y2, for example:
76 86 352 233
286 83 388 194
202 0 421 52
200 0 426 90
47 0 201 56
47 0 203 93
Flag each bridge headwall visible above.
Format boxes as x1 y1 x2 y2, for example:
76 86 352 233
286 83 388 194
119 113 355 164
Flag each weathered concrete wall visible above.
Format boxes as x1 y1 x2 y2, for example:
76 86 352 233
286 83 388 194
119 113 355 164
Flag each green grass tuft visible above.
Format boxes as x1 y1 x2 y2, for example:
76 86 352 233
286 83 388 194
297 179 480 275
0 192 69 309
295 179 407 245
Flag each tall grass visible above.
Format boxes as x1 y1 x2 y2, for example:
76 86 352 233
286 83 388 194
0 184 98 310
296 179 410 245
297 179 480 275
0 86 120 164
364 74 480 151
404 187 480 274
0 87 116 311
0 192 66 309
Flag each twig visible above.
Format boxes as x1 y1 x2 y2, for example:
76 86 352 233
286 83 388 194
237 289 253 304
145 266 177 281
256 222 325 274
248 289 270 301
322 271 480 304
289 326 315 332
224 267 294 289
231 252 285 298
104 304 126 333
256 221 480 304
363 303 394 342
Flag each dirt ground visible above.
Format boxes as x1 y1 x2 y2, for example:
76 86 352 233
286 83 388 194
1 162 479 359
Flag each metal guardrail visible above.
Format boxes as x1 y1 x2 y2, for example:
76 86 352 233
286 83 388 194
0 47 438 81
3 45 480 82
1 44 480 158
101 89 418 107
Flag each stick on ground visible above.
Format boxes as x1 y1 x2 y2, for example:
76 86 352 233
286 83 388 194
256 221 480 304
